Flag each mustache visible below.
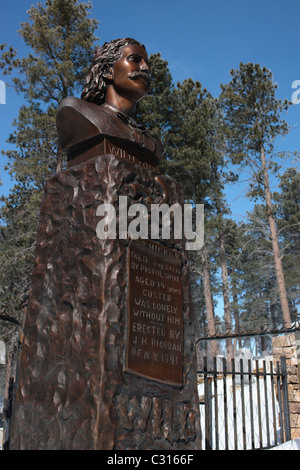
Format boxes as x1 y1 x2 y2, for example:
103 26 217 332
128 71 151 83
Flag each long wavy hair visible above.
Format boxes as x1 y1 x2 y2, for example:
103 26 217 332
81 38 146 105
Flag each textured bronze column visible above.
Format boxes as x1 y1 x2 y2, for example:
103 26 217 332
9 38 201 450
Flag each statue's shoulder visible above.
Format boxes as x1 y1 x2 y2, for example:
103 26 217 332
56 97 109 151
58 96 82 111
58 96 107 121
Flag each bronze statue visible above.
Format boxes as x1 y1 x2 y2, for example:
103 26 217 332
9 38 201 450
56 38 163 167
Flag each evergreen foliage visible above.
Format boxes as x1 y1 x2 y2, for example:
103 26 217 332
0 0 99 345
220 62 296 329
0 3 299 358
274 168 300 315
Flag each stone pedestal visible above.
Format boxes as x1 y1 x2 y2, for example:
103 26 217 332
272 334 300 440
9 145 201 450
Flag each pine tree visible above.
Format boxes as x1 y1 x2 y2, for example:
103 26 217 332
274 168 300 315
136 52 174 142
220 63 293 328
223 219 244 351
236 205 283 353
1 0 99 176
0 0 99 344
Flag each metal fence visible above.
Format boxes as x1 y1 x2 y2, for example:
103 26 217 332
198 356 291 450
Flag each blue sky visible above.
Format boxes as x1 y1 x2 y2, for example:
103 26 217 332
1 0 300 219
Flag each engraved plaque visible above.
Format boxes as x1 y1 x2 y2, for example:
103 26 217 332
126 239 183 385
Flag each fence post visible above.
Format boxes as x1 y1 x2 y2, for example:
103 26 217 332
270 361 278 447
204 356 213 450
213 356 219 450
256 359 263 448
240 358 247 450
231 358 237 450
277 360 284 443
295 331 300 386
223 357 229 449
248 358 255 449
263 360 270 447
281 356 291 442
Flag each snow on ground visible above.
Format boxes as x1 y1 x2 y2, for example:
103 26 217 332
268 439 300 450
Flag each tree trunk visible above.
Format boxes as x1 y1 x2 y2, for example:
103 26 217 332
218 227 234 364
201 248 218 357
260 145 292 328
3 349 13 448
231 268 242 353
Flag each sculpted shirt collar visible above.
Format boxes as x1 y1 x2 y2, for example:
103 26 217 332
102 103 147 133
99 102 157 153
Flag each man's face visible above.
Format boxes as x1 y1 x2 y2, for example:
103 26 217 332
110 44 150 104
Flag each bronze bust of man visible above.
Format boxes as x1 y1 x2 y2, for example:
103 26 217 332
9 37 201 451
56 38 163 168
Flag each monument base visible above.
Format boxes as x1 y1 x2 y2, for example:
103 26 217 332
9 152 201 450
